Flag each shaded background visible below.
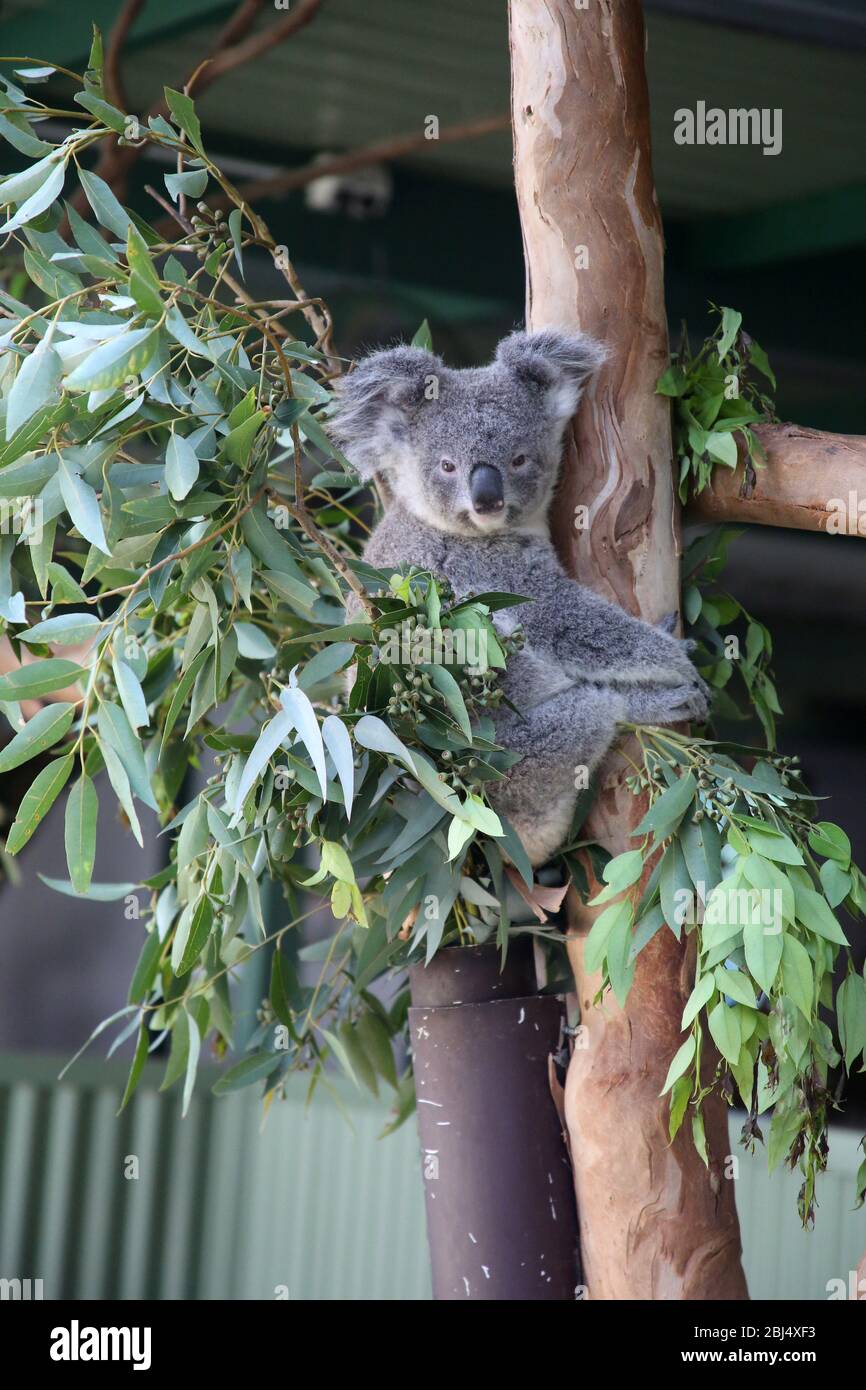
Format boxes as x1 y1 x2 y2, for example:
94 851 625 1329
0 0 865 1298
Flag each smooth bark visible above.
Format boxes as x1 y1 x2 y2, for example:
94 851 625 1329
509 0 748 1299
688 422 866 534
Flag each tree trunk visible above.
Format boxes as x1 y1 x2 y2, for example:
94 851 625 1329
688 422 866 534
508 0 748 1299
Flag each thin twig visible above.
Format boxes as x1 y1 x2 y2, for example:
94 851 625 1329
105 0 147 111
188 0 322 100
212 0 267 52
187 113 511 211
85 0 324 205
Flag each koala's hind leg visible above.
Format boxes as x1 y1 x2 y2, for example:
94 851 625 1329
490 685 625 867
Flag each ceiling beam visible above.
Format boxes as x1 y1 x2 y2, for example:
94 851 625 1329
647 0 866 52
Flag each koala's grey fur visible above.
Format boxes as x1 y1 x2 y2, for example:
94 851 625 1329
332 330 708 866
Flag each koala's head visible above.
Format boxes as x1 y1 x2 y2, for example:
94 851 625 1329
330 329 606 536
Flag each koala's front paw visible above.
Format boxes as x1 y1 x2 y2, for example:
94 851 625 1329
626 675 709 726
668 675 711 723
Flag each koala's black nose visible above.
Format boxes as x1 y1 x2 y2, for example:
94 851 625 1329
470 463 504 514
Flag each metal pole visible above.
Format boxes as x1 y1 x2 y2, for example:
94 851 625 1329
408 941 580 1300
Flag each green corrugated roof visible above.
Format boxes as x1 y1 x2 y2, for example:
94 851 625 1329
3 0 865 217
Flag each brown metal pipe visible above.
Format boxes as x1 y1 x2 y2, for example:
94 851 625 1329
408 942 580 1301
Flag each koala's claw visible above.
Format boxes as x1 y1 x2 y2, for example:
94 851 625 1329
670 678 711 723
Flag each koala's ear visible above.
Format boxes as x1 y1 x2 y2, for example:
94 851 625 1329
495 329 607 422
329 346 444 478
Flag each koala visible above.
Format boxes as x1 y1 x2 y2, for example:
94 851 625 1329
332 330 709 866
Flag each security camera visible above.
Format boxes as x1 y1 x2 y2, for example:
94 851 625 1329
304 158 393 220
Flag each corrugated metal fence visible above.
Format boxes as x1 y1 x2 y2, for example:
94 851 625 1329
0 1053 863 1300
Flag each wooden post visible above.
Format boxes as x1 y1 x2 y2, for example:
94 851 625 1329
508 0 748 1299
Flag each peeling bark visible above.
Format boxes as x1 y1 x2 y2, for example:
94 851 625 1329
509 0 748 1299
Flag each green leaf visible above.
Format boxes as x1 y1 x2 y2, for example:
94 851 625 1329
668 1073 692 1140
212 1049 282 1095
808 821 851 868
57 457 110 553
717 306 743 359
681 971 715 1029
338 1020 378 1096
683 584 702 624
427 663 472 741
126 223 163 317
63 325 156 393
0 703 75 774
233 709 293 812
744 826 803 865
171 894 214 974
222 409 267 466
656 364 688 397
743 918 784 995
659 838 692 938
705 431 738 468
165 429 200 501
692 1111 708 1167
356 1012 397 1090
320 714 354 819
819 858 851 909
708 999 742 1064
164 168 208 202
410 319 433 350
680 812 722 897
74 89 127 133
40 875 135 900
602 848 644 890
660 1032 696 1096
0 660 85 702
101 739 144 846
794 883 849 946
18 612 102 646
781 935 814 1021
78 167 131 240
584 898 631 976
160 648 209 754
297 642 354 690
837 974 866 1070
112 656 149 730
118 1019 149 1112
182 1010 201 1117
714 965 756 1009
5 332 63 440
633 773 696 839
447 815 475 861
0 113 53 158
64 772 98 894
1 159 65 234
97 701 158 810
5 751 74 854
128 929 163 1005
228 207 244 277
164 88 205 155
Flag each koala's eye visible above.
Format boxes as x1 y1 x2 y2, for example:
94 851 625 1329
440 457 456 474
512 453 528 469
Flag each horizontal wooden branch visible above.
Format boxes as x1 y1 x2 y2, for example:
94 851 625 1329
687 422 866 535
